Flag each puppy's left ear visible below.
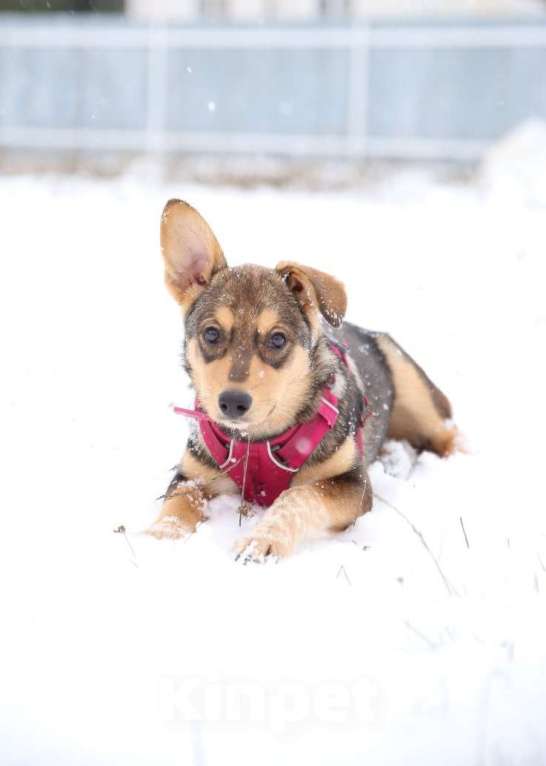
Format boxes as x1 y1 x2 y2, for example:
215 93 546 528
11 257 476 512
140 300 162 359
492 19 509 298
276 261 347 328
160 199 228 309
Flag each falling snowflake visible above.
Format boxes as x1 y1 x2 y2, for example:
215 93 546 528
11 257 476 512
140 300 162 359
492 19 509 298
295 437 313 455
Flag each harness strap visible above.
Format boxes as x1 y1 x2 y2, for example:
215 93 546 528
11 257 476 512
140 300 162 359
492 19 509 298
171 404 209 421
274 389 339 471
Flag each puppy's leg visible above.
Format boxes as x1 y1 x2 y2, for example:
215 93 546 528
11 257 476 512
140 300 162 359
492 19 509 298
234 468 372 561
376 334 457 457
146 449 236 540
146 471 210 540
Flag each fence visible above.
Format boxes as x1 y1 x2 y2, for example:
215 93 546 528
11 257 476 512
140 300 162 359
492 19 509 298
1 15 546 161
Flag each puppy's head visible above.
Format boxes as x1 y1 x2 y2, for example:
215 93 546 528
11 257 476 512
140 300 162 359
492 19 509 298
161 199 347 437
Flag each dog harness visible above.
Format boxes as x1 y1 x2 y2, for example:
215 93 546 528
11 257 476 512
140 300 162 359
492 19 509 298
173 345 366 507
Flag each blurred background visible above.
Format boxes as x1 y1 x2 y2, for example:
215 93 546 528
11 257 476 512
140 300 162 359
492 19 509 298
2 4 546 766
1 0 546 183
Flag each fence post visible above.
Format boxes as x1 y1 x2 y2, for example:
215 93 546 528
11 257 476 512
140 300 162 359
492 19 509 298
346 23 370 157
146 24 169 165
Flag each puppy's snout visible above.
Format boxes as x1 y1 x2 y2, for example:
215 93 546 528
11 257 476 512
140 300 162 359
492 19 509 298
219 389 252 420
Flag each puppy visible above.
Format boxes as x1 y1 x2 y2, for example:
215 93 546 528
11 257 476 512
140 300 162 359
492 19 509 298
147 200 456 560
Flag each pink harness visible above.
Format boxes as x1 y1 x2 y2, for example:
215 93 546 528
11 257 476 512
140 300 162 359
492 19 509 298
173 345 366 507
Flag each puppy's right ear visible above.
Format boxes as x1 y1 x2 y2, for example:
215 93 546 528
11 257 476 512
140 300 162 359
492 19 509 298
160 199 228 309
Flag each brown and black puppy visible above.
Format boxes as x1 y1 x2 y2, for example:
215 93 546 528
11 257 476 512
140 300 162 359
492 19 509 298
148 200 456 560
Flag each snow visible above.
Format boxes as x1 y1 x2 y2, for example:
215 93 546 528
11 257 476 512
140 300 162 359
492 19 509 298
1 161 545 765
481 120 546 208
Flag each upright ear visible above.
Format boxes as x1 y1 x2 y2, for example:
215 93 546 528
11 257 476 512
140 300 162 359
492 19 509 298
276 261 347 328
160 199 228 308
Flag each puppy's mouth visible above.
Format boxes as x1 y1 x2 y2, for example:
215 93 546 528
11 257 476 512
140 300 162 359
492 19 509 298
216 404 276 432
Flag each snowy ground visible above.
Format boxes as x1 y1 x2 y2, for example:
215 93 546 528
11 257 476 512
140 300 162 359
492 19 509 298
1 162 545 765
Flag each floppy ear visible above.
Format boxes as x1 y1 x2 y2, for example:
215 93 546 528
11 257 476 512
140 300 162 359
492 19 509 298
276 261 347 328
160 199 228 308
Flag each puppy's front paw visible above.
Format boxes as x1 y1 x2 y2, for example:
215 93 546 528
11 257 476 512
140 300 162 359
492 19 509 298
145 515 194 541
234 523 293 563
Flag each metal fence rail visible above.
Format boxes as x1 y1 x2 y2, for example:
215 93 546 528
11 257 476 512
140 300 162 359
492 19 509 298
1 15 545 160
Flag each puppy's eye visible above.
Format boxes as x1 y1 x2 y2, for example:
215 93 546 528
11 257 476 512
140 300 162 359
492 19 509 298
203 326 220 344
268 331 287 350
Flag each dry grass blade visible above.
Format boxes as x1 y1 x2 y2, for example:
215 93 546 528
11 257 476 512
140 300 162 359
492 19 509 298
374 492 457 597
459 516 470 549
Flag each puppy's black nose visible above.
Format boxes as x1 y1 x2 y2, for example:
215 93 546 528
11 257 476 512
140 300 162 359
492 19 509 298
218 390 252 420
